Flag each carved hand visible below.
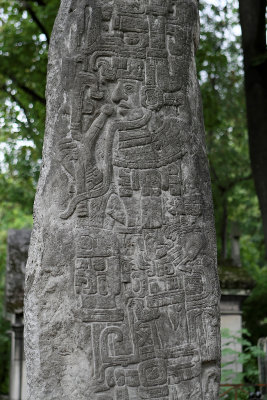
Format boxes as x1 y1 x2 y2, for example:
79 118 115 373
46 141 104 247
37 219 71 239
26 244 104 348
100 104 114 117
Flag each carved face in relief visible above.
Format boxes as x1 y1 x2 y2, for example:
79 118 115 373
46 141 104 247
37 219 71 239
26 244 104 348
111 78 143 120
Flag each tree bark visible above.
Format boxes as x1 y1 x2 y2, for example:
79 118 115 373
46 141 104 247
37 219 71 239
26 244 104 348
239 0 267 256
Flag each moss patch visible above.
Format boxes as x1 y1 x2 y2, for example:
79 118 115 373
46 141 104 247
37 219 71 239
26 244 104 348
218 261 255 290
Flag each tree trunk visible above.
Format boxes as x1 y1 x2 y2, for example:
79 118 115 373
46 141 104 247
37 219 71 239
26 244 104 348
239 0 267 256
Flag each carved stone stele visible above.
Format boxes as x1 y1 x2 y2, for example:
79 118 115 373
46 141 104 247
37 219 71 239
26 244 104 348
25 1 221 399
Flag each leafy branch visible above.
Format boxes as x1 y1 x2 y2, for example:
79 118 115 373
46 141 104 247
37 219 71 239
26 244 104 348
19 0 50 44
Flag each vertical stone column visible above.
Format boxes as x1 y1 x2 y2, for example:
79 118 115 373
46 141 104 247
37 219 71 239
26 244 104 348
9 314 25 400
25 1 221 399
5 229 31 400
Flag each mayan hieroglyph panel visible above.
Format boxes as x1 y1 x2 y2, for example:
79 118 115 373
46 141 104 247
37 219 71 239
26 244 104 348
25 1 221 399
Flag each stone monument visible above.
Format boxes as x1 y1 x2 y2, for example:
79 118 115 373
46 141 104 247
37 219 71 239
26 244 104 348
5 229 31 400
25 1 221 399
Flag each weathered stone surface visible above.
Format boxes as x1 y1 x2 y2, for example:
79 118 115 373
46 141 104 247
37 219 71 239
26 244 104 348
25 1 221 399
5 229 31 314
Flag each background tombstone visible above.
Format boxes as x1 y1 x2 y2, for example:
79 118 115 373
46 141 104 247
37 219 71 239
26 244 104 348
25 1 221 399
5 229 31 400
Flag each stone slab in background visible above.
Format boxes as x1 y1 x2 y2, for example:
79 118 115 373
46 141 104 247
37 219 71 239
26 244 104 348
25 1 221 399
5 229 31 314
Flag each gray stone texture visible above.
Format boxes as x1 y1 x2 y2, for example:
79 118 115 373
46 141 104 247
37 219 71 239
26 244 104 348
25 1 221 399
5 229 31 314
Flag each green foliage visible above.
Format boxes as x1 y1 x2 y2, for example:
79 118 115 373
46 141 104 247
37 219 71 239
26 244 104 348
197 0 257 262
243 266 267 344
221 328 263 384
0 0 54 148
198 1 267 347
0 0 60 210
0 2 58 391
220 328 264 399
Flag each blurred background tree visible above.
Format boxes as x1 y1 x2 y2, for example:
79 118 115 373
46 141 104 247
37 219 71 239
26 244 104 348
197 0 267 347
0 0 266 394
239 0 267 260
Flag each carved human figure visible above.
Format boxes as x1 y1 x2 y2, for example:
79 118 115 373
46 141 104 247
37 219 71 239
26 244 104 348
112 79 144 120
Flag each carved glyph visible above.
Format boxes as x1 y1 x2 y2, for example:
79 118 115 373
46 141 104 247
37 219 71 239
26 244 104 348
25 1 221 399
